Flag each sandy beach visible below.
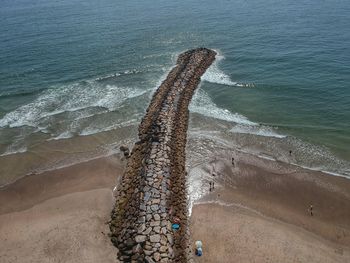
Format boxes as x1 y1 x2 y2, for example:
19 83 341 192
191 203 350 263
190 151 350 262
1 150 350 262
0 155 124 263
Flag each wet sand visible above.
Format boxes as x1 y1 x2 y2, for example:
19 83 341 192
190 152 350 262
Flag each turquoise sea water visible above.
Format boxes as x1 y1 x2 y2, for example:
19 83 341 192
0 0 349 178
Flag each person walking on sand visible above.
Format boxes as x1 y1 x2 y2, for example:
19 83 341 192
232 157 235 167
211 163 216 177
289 150 292 156
309 204 313 216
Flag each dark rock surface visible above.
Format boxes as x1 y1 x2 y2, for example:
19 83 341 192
110 48 216 262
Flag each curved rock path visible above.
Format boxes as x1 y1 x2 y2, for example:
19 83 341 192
110 48 216 263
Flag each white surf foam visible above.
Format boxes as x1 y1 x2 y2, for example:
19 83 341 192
230 124 286 138
190 88 256 125
79 118 139 136
293 163 350 180
189 87 287 139
201 52 254 88
96 68 146 81
50 131 74 140
0 83 147 129
0 145 27 156
191 50 283 139
201 54 237 86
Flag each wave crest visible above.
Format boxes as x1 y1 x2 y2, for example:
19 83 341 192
190 89 256 125
0 82 146 129
201 52 254 88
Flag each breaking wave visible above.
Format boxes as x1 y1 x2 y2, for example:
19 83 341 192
189 88 286 138
201 52 254 88
190 89 256 125
0 82 147 129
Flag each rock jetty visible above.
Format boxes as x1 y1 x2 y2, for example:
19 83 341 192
110 48 216 262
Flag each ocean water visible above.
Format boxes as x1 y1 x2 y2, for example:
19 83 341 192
0 0 350 182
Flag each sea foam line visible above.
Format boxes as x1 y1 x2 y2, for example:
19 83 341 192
189 87 285 139
189 49 284 138
201 50 254 88
0 145 27 157
79 118 140 136
230 124 287 139
190 88 256 125
0 83 147 129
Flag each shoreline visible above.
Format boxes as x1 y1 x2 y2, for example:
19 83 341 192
0 146 349 262
1 135 348 193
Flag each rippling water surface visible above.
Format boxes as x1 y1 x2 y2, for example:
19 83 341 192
0 0 349 181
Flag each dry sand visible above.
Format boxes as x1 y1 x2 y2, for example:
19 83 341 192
0 155 124 263
191 203 350 263
0 189 117 263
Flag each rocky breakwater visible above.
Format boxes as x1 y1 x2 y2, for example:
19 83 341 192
110 48 216 262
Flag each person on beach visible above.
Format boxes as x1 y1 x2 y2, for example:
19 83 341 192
211 163 216 176
289 150 292 156
309 204 313 216
209 182 212 192
195 240 203 256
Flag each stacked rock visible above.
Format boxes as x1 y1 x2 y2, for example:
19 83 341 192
110 48 216 263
